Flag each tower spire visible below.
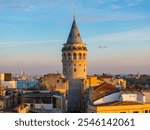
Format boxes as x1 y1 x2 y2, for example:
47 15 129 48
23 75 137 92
73 9 75 20
66 13 83 44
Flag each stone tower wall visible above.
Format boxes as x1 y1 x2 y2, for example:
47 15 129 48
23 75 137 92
62 43 87 80
61 19 87 112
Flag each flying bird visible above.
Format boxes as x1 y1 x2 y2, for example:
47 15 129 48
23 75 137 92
99 45 108 48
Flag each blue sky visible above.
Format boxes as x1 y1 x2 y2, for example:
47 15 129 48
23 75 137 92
0 0 150 75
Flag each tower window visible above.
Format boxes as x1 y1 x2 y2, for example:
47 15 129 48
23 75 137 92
73 53 77 60
74 68 76 72
57 80 59 83
68 53 71 60
83 53 86 59
64 53 66 60
79 53 82 60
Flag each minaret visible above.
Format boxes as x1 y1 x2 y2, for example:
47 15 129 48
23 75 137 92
62 16 87 112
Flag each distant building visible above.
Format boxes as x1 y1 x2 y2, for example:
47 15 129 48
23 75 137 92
127 84 150 103
82 76 104 90
22 90 66 112
86 83 150 113
39 73 68 97
0 73 17 88
0 73 12 81
62 17 87 112
97 73 126 88
0 85 20 112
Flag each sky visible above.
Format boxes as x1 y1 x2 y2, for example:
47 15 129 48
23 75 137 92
0 0 150 75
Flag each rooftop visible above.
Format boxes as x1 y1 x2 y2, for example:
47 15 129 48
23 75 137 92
95 101 143 106
66 18 83 44
92 83 118 101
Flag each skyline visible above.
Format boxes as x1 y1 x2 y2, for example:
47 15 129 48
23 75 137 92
0 0 150 75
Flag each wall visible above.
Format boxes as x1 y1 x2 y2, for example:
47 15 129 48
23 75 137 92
0 73 12 81
137 93 145 103
68 79 82 112
84 76 104 90
1 81 17 88
142 91 150 103
62 43 87 80
121 94 137 102
40 74 68 96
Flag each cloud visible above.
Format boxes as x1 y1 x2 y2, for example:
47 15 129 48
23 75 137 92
0 39 62 48
79 13 150 22
86 28 150 43
125 0 143 7
0 0 72 12
0 0 145 12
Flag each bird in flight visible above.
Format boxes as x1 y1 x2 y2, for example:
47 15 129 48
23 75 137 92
99 45 108 48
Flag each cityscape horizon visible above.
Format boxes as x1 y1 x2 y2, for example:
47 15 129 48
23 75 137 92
0 0 150 115
0 0 150 75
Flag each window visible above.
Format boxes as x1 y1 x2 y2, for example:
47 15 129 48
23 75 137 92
73 53 77 60
74 68 76 72
79 53 82 59
145 110 148 113
74 64 76 66
68 53 71 60
57 80 59 83
64 53 66 60
83 53 86 59
84 68 85 72
149 110 150 113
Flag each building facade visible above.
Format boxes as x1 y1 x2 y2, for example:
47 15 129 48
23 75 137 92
62 17 87 112
39 73 68 97
0 86 19 112
0 73 17 88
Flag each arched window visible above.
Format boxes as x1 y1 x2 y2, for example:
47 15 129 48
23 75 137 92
74 68 76 72
83 53 86 59
64 53 66 60
68 53 71 60
84 68 85 72
73 53 77 60
79 53 82 60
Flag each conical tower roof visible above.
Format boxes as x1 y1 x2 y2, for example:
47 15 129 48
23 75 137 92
66 18 83 44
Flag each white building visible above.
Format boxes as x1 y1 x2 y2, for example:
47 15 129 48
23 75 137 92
93 90 145 106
